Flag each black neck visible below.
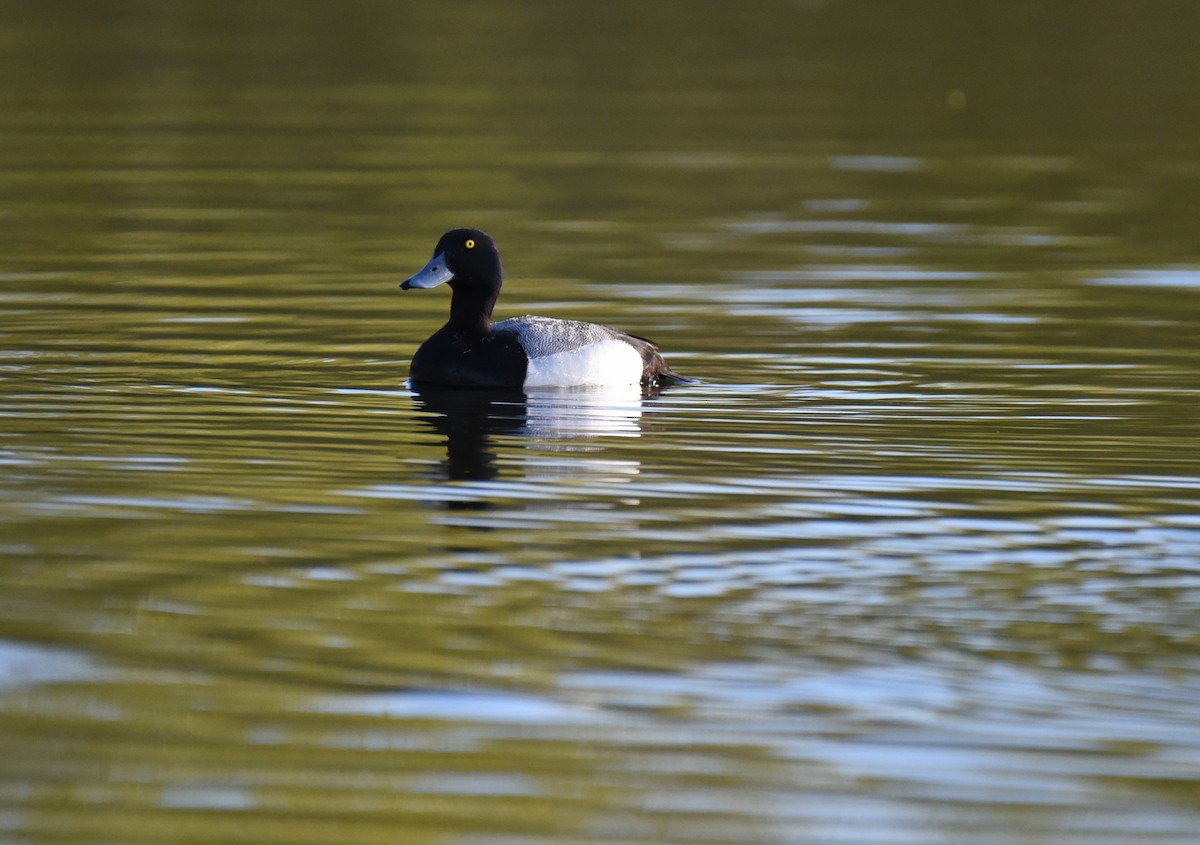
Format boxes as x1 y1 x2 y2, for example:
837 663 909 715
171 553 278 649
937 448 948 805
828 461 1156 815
447 279 500 336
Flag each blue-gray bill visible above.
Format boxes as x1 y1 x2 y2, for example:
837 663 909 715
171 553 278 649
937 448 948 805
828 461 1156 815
400 252 453 290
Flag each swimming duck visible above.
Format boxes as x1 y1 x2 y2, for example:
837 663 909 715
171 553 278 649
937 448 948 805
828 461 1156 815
400 228 686 389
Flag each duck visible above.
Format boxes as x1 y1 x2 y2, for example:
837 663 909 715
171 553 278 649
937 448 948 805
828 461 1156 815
400 228 687 389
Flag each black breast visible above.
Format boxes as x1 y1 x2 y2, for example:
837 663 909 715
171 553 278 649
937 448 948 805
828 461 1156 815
409 326 528 389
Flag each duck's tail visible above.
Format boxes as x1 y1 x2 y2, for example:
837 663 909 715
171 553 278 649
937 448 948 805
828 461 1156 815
653 367 695 387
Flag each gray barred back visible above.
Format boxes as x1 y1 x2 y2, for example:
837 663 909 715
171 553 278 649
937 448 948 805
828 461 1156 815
493 315 630 359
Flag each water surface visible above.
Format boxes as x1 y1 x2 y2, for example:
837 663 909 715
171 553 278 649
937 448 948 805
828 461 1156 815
3 2 1200 843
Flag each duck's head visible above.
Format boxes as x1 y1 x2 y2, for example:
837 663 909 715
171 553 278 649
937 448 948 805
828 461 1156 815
400 228 502 292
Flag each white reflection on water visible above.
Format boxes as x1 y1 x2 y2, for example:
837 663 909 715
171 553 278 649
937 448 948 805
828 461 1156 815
723 213 1066 249
829 155 926 172
732 265 992 283
159 783 256 811
0 640 100 688
523 384 644 438
406 772 541 797
1088 268 1200 289
558 659 1200 796
310 689 602 726
380 384 653 485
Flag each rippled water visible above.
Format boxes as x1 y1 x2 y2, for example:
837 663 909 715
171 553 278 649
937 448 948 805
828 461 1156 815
3 2 1200 843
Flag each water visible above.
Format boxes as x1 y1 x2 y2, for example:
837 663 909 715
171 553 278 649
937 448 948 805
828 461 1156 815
3 2 1200 843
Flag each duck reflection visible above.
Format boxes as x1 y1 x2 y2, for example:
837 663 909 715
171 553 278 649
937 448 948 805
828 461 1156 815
411 383 649 484
412 387 527 483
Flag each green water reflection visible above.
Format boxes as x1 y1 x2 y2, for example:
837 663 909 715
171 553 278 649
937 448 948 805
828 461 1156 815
3 1 1200 844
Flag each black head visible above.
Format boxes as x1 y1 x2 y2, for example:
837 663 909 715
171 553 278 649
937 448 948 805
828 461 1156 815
400 228 502 291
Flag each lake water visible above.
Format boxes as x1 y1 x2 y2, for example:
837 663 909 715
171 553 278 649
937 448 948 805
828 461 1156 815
3 2 1200 843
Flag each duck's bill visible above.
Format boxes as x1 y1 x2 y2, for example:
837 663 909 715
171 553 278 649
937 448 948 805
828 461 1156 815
400 253 453 290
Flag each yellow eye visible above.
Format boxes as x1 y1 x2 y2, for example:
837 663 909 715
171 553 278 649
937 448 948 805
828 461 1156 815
465 239 475 249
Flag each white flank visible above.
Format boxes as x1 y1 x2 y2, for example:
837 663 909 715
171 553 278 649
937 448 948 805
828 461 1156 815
494 315 646 387
523 338 644 387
